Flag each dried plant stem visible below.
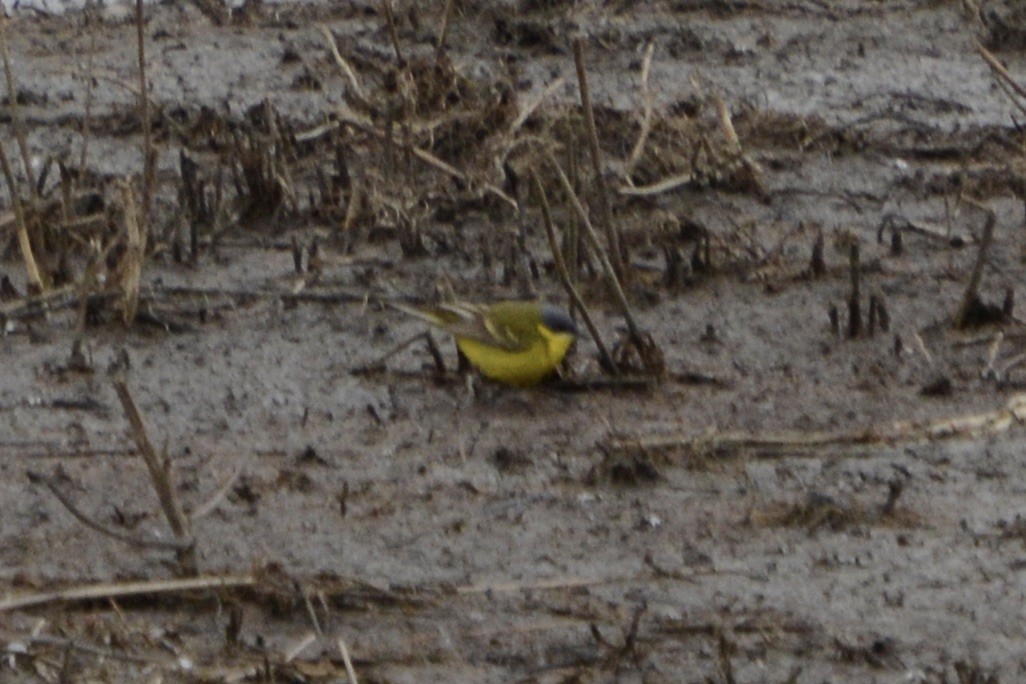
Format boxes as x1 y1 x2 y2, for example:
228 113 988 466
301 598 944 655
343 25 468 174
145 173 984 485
27 470 190 552
977 41 1026 116
436 0 455 52
334 106 516 207
530 167 615 373
0 142 43 290
0 16 37 195
342 180 364 240
119 182 146 322
135 0 154 224
337 638 360 684
509 76 565 135
625 41 655 176
78 24 98 170
564 138 581 282
847 241 861 339
953 201 996 329
545 151 642 342
381 0 404 64
319 26 368 104
572 37 624 279
0 574 256 613
605 392 1026 460
113 379 197 574
713 95 741 151
189 468 241 522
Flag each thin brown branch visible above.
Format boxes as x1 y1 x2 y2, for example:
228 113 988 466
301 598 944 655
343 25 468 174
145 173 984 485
334 106 516 207
847 240 861 338
189 468 242 522
78 24 98 170
953 201 996 329
0 16 37 195
27 470 191 552
0 140 44 291
509 76 565 135
977 41 1026 107
135 0 154 224
625 41 655 176
319 25 367 103
337 637 360 684
529 167 615 374
381 0 404 65
572 37 624 279
544 150 642 342
113 379 197 574
436 0 454 53
118 181 146 323
0 574 256 612
604 392 1026 460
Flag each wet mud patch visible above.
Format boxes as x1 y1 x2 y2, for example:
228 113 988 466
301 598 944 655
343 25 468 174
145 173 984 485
3 0 1026 681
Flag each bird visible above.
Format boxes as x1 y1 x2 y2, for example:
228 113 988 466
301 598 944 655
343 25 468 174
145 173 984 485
393 300 578 386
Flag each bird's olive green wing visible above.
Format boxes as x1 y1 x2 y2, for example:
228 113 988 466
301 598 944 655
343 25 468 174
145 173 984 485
436 302 539 352
393 301 551 352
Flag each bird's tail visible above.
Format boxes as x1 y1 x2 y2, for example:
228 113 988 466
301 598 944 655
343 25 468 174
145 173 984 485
391 300 483 329
390 302 444 326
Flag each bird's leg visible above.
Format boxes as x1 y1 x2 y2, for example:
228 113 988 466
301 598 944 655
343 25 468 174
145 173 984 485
356 330 434 375
455 347 479 399
423 331 447 376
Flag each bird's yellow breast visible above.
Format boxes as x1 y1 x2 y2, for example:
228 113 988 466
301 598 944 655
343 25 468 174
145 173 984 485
454 325 574 386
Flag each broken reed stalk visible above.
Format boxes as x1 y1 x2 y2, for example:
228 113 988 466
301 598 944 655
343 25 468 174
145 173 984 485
810 228 825 276
436 0 455 53
113 379 197 575
380 0 404 65
333 106 516 207
564 139 581 282
28 470 190 552
337 638 360 684
0 141 44 291
530 167 616 374
545 150 643 344
847 240 861 338
119 182 146 323
189 468 242 521
572 37 625 280
0 574 256 613
977 41 1026 117
320 26 367 103
0 16 37 195
953 201 996 329
512 169 536 298
625 41 655 177
344 180 363 227
78 24 98 170
135 0 154 224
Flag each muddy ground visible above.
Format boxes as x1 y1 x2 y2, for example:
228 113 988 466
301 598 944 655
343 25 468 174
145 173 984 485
3 0 1026 681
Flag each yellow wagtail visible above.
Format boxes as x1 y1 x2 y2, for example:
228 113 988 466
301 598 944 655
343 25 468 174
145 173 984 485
394 300 578 386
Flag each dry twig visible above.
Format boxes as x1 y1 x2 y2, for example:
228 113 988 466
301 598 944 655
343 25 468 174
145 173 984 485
953 200 996 329
544 151 643 344
27 470 192 552
0 16 37 194
135 0 154 224
603 392 1026 460
0 141 44 290
572 37 624 279
530 167 615 373
625 41 656 177
0 574 255 612
113 379 197 574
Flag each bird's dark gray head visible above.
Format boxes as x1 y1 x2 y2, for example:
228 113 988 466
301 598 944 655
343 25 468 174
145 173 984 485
540 304 578 336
